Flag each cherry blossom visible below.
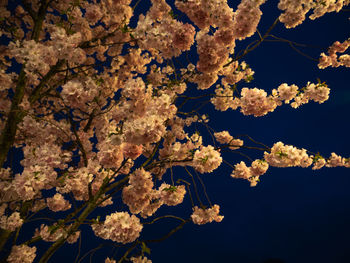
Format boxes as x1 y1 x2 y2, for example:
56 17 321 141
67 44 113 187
191 205 224 225
0 0 349 262
7 245 37 263
91 211 143 244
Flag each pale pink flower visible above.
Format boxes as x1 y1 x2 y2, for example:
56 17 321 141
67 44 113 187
312 157 326 170
239 88 277 116
250 159 269 176
192 145 222 173
85 4 103 25
228 139 244 150
105 258 116 263
0 212 23 231
326 153 346 167
7 245 36 263
122 143 143 160
34 224 66 242
196 32 229 73
131 256 152 263
191 205 224 225
232 0 265 40
92 211 142 244
46 193 71 212
264 142 312 168
122 168 154 214
231 161 251 179
159 183 186 206
274 83 299 103
214 131 233 144
67 230 80 244
303 82 330 104
279 0 349 28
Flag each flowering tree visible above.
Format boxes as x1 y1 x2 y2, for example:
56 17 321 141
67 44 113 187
0 0 349 262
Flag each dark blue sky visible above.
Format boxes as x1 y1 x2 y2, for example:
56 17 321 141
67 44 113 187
2 1 350 263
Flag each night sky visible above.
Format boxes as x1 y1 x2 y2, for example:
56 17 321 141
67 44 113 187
2 1 350 263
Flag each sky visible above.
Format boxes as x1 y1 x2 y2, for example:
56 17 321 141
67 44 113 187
2 1 350 263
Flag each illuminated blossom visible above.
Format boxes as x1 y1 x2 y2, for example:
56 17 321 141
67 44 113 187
131 256 152 263
214 131 233 144
105 258 116 263
318 38 350 69
7 245 36 263
46 193 71 212
191 205 224 225
0 212 23 231
159 183 186 206
192 145 222 173
92 212 142 244
264 142 313 168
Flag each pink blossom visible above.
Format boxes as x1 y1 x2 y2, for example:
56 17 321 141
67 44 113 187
232 0 265 40
85 4 103 25
312 157 326 170
105 258 116 263
326 153 346 167
92 211 142 244
239 87 277 116
191 205 224 225
318 38 350 69
214 131 233 144
192 145 222 173
122 143 143 160
7 245 36 263
264 142 313 168
159 183 186 206
231 161 251 179
46 193 71 212
131 256 152 263
0 212 23 231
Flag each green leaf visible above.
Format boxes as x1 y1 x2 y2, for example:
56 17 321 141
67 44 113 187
201 156 209 164
121 24 129 33
168 10 178 19
245 75 254 83
162 185 177 192
312 153 324 163
141 242 151 255
276 151 288 158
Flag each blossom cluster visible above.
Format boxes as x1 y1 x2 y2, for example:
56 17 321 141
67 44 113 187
46 193 71 212
131 256 152 263
122 168 187 218
231 160 269 187
91 211 143 244
318 38 350 69
7 245 37 263
0 211 23 232
191 205 224 225
159 183 186 206
278 0 349 28
122 168 158 216
264 142 313 168
135 0 196 60
214 131 244 150
211 81 330 116
33 223 80 244
192 145 223 174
